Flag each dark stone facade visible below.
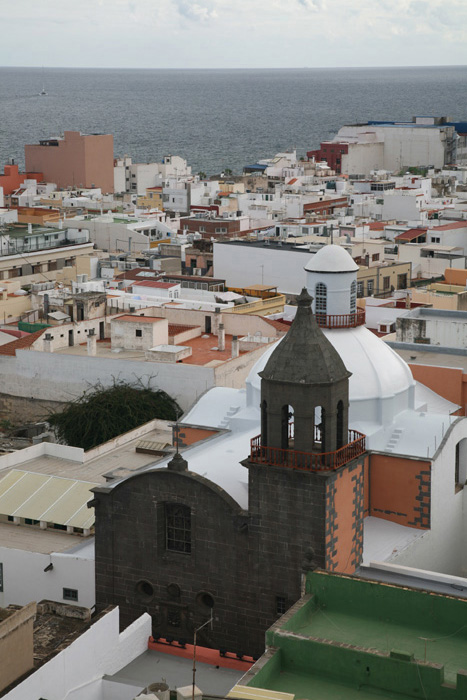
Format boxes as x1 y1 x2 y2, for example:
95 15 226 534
93 287 364 658
93 454 364 658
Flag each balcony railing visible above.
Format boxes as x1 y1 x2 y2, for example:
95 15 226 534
250 429 366 472
315 310 365 329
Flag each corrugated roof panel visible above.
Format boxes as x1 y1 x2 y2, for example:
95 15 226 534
14 476 75 520
0 471 46 515
0 470 98 529
41 480 96 527
65 502 95 530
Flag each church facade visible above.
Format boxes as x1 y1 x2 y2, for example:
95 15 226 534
92 289 366 658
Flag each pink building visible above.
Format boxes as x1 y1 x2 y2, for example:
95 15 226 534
25 131 114 193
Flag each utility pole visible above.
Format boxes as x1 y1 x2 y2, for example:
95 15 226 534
192 613 213 700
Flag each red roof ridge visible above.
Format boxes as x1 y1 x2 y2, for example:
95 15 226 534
0 328 46 356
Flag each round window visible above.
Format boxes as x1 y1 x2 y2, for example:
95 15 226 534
196 591 214 609
136 579 154 600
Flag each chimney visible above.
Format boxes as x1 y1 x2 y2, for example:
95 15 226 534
27 223 33 234
212 307 221 336
218 323 225 352
87 328 97 356
231 335 239 358
43 333 53 353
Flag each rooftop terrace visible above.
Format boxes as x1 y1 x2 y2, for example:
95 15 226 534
242 570 467 700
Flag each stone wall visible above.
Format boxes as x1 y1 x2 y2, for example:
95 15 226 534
0 393 65 426
94 455 364 659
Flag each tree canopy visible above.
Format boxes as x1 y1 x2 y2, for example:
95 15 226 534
48 382 182 451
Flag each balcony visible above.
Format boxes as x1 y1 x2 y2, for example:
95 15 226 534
315 310 365 329
250 429 366 472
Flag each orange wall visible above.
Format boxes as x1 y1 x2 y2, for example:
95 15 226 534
178 426 218 447
0 164 44 195
369 454 431 529
409 363 465 414
444 268 467 286
326 461 364 574
25 131 114 192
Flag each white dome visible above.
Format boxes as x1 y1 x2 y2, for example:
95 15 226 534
304 244 359 273
246 326 415 426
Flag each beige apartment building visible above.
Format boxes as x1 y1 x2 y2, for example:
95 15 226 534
357 261 412 297
25 131 114 193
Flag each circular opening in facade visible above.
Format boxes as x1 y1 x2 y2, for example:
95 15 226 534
197 591 214 609
136 579 154 600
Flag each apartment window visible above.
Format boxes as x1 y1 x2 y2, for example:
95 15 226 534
397 273 408 289
367 279 374 295
200 226 206 233
383 276 391 290
276 596 286 615
315 283 327 315
166 503 191 554
63 588 78 602
357 281 364 298
135 329 142 337
372 253 380 262
431 237 441 244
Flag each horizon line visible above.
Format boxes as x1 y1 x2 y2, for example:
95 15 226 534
1 63 467 71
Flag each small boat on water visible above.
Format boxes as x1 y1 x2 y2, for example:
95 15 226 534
39 86 47 96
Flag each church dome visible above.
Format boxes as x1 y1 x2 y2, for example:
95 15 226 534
304 244 359 273
247 325 415 425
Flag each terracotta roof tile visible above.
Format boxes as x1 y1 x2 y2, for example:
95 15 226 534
0 329 46 356
395 228 427 241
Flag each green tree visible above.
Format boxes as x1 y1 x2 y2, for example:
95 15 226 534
47 382 181 451
198 171 207 179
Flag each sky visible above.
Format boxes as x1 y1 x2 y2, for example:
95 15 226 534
1 0 466 69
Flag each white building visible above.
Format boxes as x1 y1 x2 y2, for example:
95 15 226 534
114 155 192 195
331 117 458 175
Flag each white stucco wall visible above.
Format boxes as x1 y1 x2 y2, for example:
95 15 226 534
0 543 95 609
3 606 151 700
214 243 310 295
0 350 215 411
389 418 467 576
306 269 357 316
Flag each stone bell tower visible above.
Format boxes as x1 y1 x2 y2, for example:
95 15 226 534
259 287 352 460
247 287 366 601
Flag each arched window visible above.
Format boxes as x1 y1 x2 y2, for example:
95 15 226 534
315 283 327 316
313 406 326 452
166 503 191 554
337 400 344 449
455 439 467 492
350 280 357 314
281 404 294 449
261 399 268 446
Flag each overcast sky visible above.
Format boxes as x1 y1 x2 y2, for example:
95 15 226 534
1 0 466 69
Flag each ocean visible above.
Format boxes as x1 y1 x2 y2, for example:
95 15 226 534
0 65 466 176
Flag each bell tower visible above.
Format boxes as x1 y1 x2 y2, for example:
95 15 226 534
247 287 366 598
259 288 352 462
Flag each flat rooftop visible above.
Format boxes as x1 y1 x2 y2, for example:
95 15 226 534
108 647 245 696
54 333 251 366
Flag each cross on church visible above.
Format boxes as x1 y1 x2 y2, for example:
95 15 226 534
172 421 181 454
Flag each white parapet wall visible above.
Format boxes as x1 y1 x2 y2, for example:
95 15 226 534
2 607 151 700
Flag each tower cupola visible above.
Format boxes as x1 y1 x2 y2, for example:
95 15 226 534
305 245 361 328
258 288 357 464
